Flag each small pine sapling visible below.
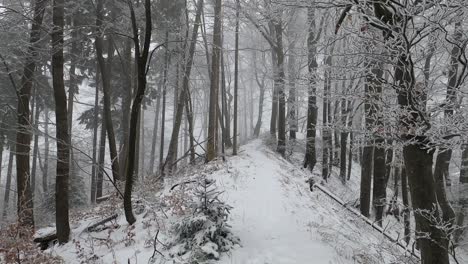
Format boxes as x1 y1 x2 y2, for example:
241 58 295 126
169 177 240 262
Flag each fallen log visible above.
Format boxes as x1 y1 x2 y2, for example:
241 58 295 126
96 194 111 204
33 233 58 250
86 213 118 232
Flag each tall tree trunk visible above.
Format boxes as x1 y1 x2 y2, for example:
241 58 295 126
52 0 70 243
206 0 222 162
221 51 232 148
0 131 3 184
43 107 49 194
31 95 40 196
119 39 133 178
2 148 14 220
396 53 450 264
165 0 203 170
91 70 99 203
456 145 468 243
274 17 286 156
233 0 239 154
401 165 411 245
123 0 152 225
304 6 318 172
434 21 460 238
269 38 278 137
339 98 348 183
287 23 297 140
149 83 161 174
347 131 353 180
95 0 120 182
253 69 265 138
159 32 170 171
68 18 78 198
96 115 106 199
360 59 383 217
16 0 46 229
322 45 333 180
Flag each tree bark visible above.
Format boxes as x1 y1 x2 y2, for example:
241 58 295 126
119 39 133 178
149 82 161 174
123 0 152 225
31 94 41 196
16 0 47 229
360 59 383 217
96 114 106 199
52 0 71 243
166 0 203 170
206 0 222 162
95 0 120 182
401 166 411 245
159 32 169 171
304 6 318 172
43 106 49 194
274 18 286 156
233 0 239 154
90 65 100 203
287 21 297 140
322 46 333 180
2 147 14 220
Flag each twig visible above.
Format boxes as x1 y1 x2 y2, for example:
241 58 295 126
148 230 163 263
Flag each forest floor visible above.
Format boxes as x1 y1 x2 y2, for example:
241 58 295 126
36 138 422 263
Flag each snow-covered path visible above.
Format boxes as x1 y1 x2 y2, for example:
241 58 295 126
215 141 341 264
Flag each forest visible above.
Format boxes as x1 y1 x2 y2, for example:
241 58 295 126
0 0 468 263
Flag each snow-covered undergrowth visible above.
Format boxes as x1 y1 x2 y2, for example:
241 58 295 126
31 139 419 264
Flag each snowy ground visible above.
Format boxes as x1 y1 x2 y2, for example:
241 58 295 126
36 139 418 263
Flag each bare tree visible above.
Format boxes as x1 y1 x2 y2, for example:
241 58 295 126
52 0 70 244
123 0 152 225
15 0 47 229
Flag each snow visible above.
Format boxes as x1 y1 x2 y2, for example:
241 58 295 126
36 138 417 263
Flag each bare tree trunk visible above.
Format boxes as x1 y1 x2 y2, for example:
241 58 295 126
304 6 318 172
95 0 120 182
96 114 106 199
166 0 203 170
274 17 286 156
91 70 99 203
360 60 383 217
434 21 460 237
119 39 132 178
68 18 78 199
52 0 70 243
269 38 278 137
339 99 348 183
287 20 297 140
206 0 222 162
123 0 152 225
31 94 40 196
396 53 450 264
149 83 161 174
43 106 49 194
15 0 46 229
322 46 333 180
2 148 14 220
221 51 232 148
347 131 353 180
401 166 411 245
233 0 239 154
0 131 3 184
159 32 170 171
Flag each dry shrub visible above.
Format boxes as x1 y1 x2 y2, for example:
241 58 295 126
0 224 63 264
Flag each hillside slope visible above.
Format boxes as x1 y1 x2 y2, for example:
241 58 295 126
39 139 415 264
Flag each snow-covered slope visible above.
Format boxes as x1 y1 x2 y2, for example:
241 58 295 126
39 139 416 264
215 140 414 264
